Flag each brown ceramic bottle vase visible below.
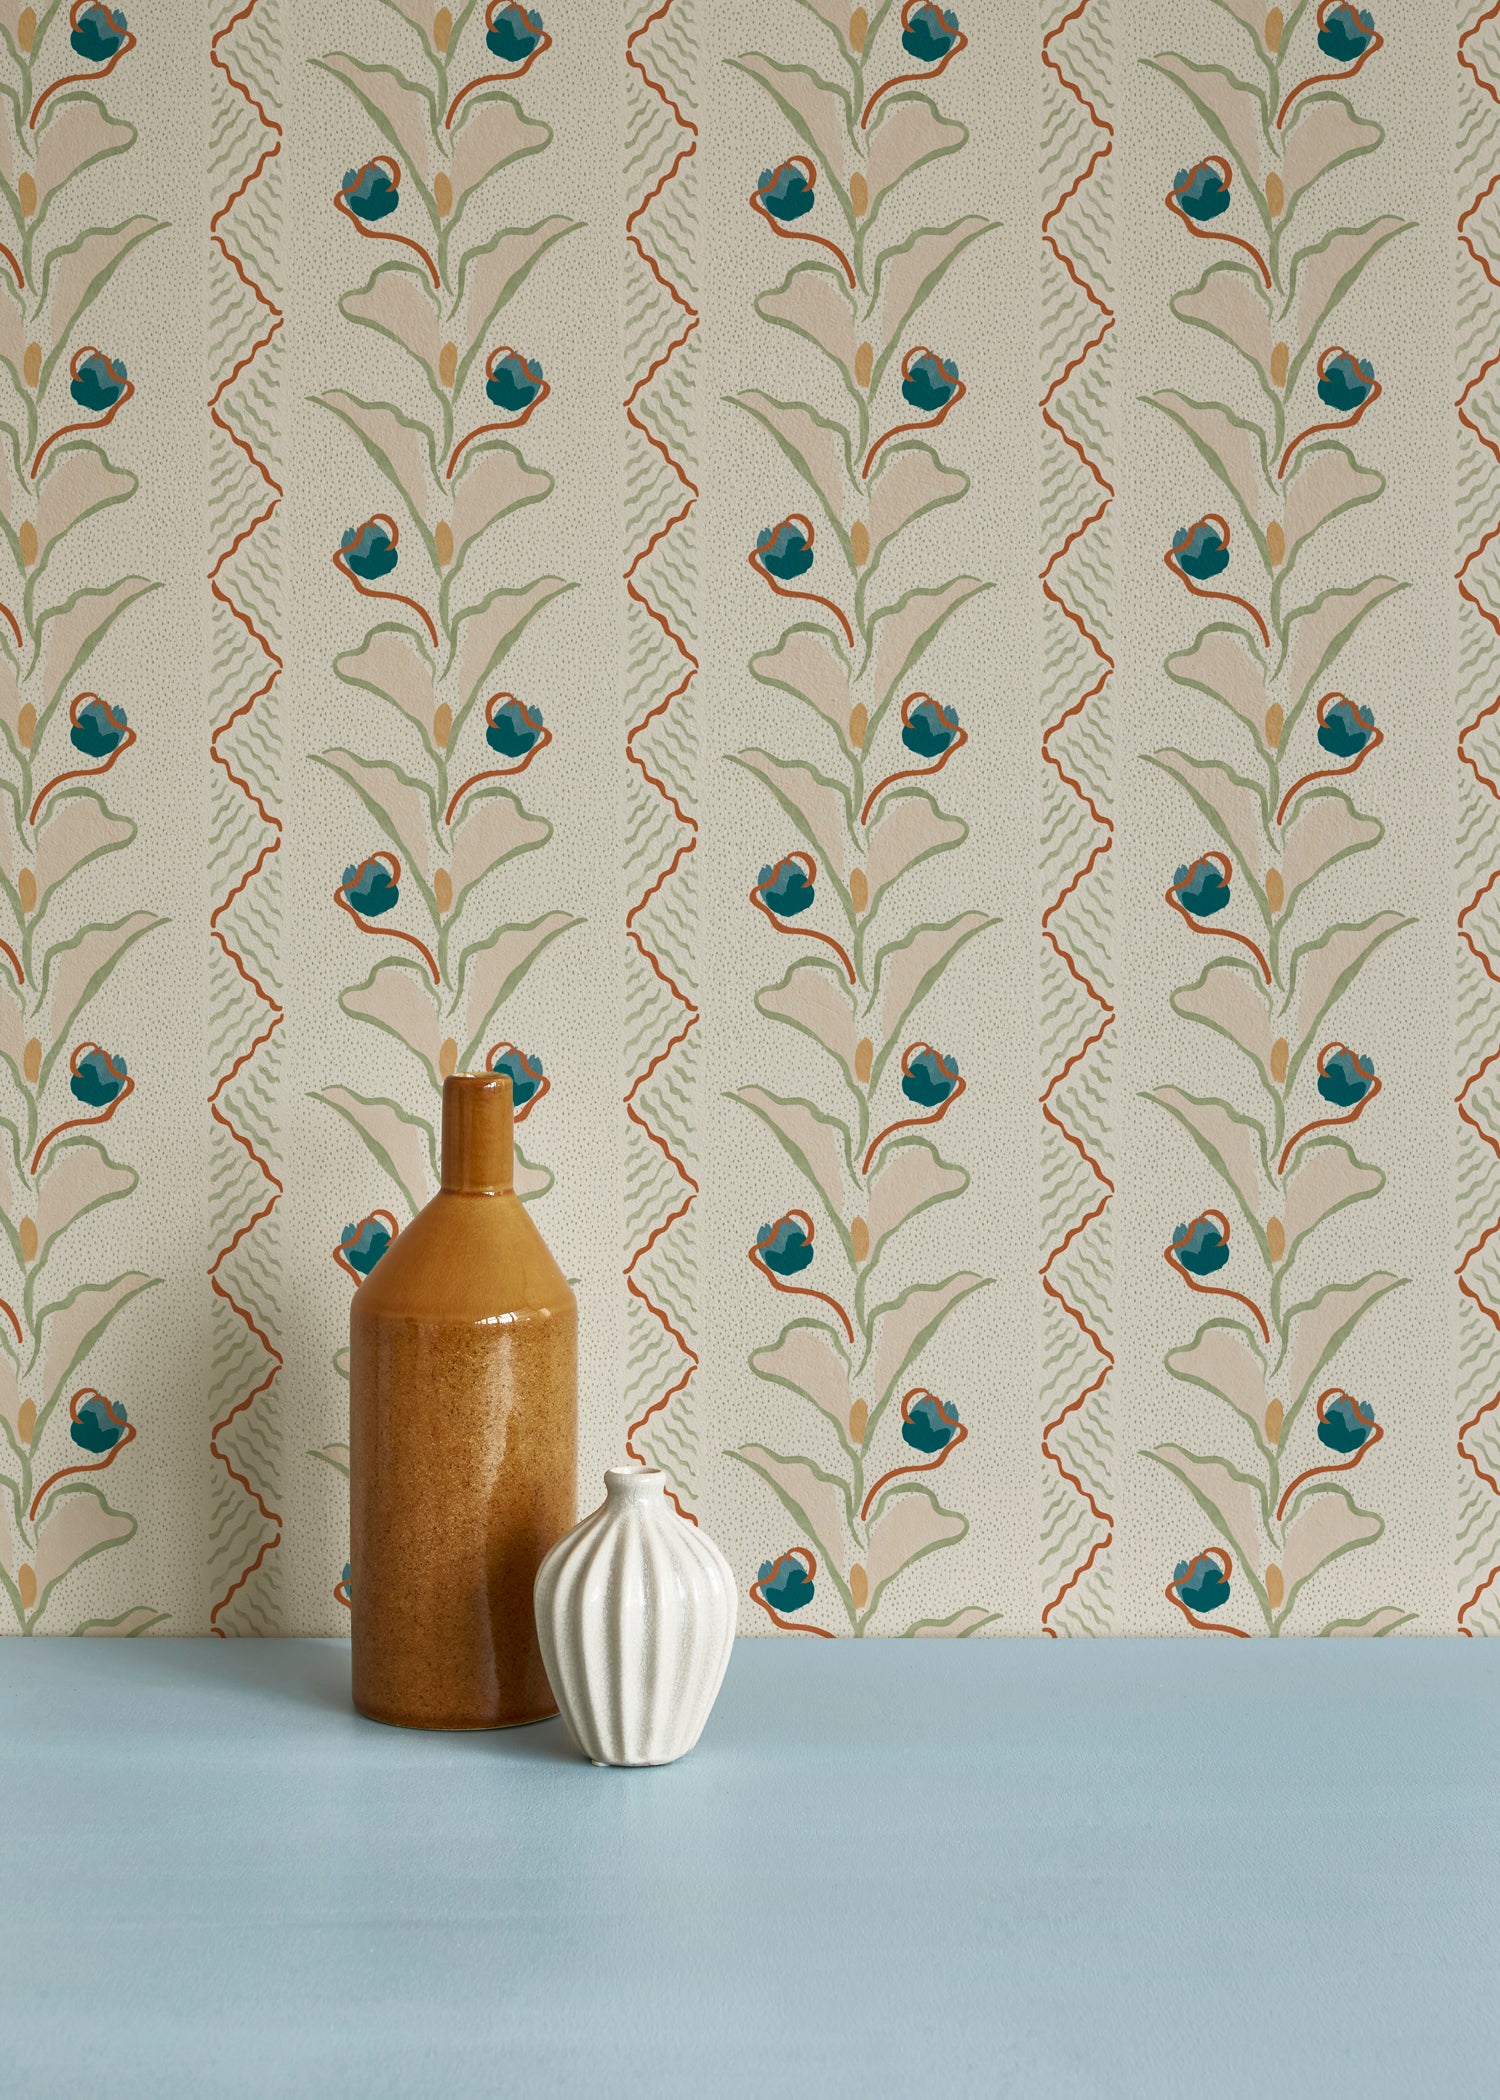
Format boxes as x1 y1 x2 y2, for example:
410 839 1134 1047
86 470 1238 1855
349 1072 577 1729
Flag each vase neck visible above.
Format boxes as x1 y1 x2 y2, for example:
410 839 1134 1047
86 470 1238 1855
604 1465 666 1508
441 1073 514 1194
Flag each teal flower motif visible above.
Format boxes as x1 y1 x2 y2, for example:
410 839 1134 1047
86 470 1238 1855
70 352 127 414
756 518 813 579
338 1214 393 1276
1317 697 1376 758
901 351 959 414
1171 855 1231 919
756 855 815 918
71 1047 127 1109
1318 5 1376 63
1317 351 1375 414
757 161 815 222
902 1392 960 1454
487 3 544 60
902 697 960 758
902 1046 959 1108
71 1392 128 1454
1171 518 1229 579
486 351 543 413
71 5 128 63
1317 1045 1375 1108
1171 1215 1229 1276
342 162 399 223
487 1043 544 1108
1317 1391 1377 1454
340 520 397 580
70 696 128 758
486 696 543 758
1172 1551 1231 1613
902 4 961 62
1173 160 1231 222
757 1550 815 1613
755 1215 814 1276
342 858 399 918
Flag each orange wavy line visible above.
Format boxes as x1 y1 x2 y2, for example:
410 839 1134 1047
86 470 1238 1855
620 0 701 1520
1036 0 1116 1632
1457 4 1500 1636
1459 1561 1500 1633
206 0 285 1630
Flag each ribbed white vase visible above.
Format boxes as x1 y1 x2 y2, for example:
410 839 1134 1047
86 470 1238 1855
534 1465 736 1767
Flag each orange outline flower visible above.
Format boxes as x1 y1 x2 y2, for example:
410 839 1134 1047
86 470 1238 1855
30 693 136 822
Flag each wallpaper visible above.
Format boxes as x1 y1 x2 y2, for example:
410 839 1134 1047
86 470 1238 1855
0 0 1492 1641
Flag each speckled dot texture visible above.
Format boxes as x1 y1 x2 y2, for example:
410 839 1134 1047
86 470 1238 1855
7 0 1498 1647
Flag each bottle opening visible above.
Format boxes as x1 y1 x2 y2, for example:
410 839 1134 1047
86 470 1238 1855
440 1072 514 1193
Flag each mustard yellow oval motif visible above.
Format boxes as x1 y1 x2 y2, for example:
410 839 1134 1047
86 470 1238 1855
17 173 35 220
850 868 869 915
1265 1564 1284 1610
438 341 458 389
1266 172 1284 219
439 1038 458 1078
18 7 36 54
433 868 453 916
435 521 454 568
23 1037 41 1084
433 5 453 50
849 6 868 50
850 173 868 219
849 1564 869 1609
1266 1216 1285 1264
850 521 869 568
1264 1398 1284 1443
434 172 453 219
848 702 868 749
849 1398 868 1442
1266 867 1284 915
1264 701 1283 749
1266 520 1285 567
850 1217 870 1265
18 1218 35 1266
1270 340 1289 388
1264 7 1284 53
18 1565 36 1611
433 703 452 748
17 869 35 916
854 341 873 389
1270 1037 1289 1084
854 1037 873 1085
17 1397 35 1446
18 522 36 569
22 342 40 390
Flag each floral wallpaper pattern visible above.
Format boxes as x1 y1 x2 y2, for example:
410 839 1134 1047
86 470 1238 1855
0 0 1480 1636
0 0 164 1634
1143 0 1415 1638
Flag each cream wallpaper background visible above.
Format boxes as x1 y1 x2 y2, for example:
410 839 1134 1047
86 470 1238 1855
0 0 1494 1640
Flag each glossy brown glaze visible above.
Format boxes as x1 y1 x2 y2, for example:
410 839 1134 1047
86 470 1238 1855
350 1073 577 1729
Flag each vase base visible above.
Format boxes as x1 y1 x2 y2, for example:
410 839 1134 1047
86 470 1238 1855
353 1701 560 1733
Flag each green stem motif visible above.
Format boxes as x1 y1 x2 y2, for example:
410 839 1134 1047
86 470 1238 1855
729 4 998 1640
0 7 166 1633
311 11 584 1609
1148 0 1411 1640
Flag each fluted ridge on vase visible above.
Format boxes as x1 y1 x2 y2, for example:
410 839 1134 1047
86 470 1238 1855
535 1468 735 1767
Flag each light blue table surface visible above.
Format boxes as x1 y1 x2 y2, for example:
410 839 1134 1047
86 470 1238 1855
2 1637 1495 2097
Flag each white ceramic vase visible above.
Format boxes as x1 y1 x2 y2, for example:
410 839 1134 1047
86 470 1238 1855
534 1465 736 1767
